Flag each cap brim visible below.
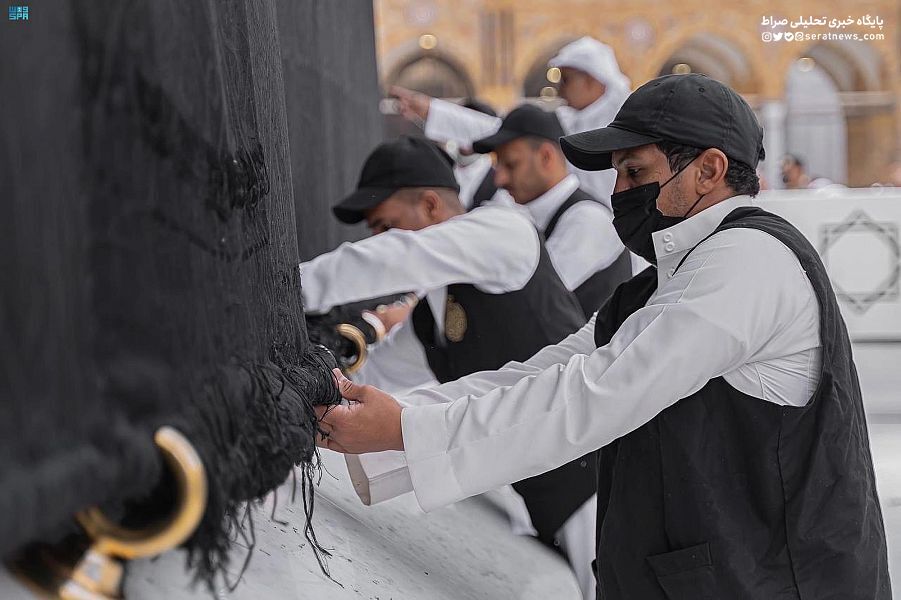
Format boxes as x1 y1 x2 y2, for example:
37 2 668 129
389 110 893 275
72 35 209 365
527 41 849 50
332 187 396 224
560 126 662 171
472 129 523 154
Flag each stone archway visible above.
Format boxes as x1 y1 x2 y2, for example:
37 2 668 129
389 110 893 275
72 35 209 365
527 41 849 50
519 37 579 99
386 51 475 99
787 41 895 186
785 58 848 184
655 34 760 95
650 32 776 182
638 21 766 93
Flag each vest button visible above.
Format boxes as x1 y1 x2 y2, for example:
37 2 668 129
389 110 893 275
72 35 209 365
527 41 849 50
663 232 673 242
580 460 587 467
664 242 675 252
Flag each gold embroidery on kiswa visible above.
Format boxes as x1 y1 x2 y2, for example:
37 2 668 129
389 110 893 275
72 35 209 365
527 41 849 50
445 295 467 342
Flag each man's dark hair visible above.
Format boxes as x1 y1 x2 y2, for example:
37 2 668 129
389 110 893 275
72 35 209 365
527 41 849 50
395 186 464 211
524 134 564 155
656 141 760 197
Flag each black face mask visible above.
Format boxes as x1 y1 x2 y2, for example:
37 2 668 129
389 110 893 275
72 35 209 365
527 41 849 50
611 163 705 264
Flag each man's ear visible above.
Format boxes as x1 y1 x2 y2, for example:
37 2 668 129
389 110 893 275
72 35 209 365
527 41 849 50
539 141 556 169
697 148 728 194
421 189 442 219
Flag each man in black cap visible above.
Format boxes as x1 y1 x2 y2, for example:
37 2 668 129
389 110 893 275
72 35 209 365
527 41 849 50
472 104 631 319
443 98 516 211
300 135 602 585
391 37 632 207
315 75 891 599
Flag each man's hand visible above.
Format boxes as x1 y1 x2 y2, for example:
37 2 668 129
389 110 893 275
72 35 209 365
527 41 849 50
369 293 418 333
316 368 405 454
390 85 431 124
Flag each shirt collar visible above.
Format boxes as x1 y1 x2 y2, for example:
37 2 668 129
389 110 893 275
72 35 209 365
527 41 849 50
525 174 581 231
652 195 754 266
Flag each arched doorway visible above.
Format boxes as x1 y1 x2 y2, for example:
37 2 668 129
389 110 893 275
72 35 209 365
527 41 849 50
387 52 475 99
785 56 847 185
655 34 759 94
785 42 893 187
655 35 774 183
520 38 578 100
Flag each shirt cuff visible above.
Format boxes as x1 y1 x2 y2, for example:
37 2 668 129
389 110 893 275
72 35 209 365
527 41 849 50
400 403 466 512
423 98 454 143
344 451 413 506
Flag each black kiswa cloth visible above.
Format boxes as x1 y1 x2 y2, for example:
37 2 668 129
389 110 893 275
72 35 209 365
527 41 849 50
305 295 407 368
306 293 423 369
0 0 343 591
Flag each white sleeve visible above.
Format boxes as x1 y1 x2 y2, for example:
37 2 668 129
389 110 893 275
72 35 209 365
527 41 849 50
400 228 810 511
544 202 624 290
399 314 598 407
352 322 438 396
348 312 598 506
424 98 502 147
299 208 539 313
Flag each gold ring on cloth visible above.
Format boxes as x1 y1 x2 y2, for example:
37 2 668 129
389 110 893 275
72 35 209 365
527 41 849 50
336 323 368 374
10 426 208 599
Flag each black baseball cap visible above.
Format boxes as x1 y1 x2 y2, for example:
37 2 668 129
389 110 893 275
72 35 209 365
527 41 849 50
560 74 765 171
472 104 565 154
333 136 460 224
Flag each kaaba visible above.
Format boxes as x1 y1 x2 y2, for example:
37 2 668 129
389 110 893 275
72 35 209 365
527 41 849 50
0 0 382 594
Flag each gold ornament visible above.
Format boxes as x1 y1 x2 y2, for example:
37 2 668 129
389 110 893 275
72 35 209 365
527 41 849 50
9 427 207 599
444 295 468 343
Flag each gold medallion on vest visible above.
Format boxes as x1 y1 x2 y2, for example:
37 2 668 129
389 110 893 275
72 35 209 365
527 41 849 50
444 294 468 343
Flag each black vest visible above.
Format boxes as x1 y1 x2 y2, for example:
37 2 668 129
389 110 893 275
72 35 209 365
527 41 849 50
591 207 890 600
543 189 632 319
468 166 498 210
411 242 598 549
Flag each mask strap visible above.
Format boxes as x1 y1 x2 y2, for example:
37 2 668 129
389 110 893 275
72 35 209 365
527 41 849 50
660 159 694 190
682 193 706 218
661 155 706 218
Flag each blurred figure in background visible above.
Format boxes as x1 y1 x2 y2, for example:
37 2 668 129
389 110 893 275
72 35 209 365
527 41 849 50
471 104 631 320
781 153 837 189
443 98 517 211
392 36 631 208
